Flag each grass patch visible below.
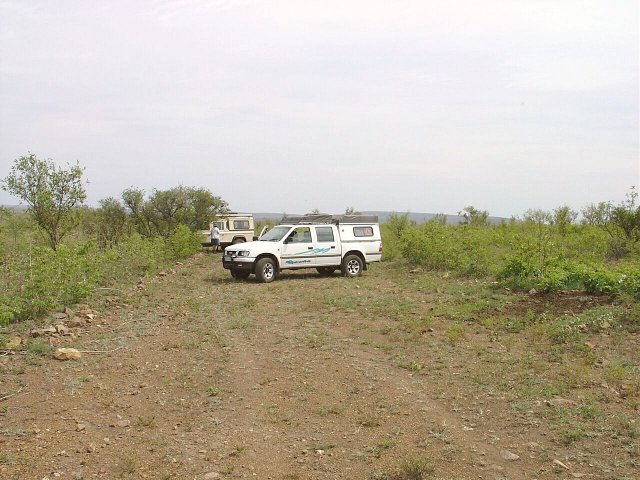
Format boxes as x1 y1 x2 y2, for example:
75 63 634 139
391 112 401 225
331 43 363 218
393 454 435 479
26 340 51 356
325 294 359 310
561 425 587 445
359 416 381 428
226 317 255 330
317 405 343 417
206 386 223 397
444 322 464 344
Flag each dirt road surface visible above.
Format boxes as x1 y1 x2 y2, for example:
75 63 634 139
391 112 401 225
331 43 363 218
1 253 636 479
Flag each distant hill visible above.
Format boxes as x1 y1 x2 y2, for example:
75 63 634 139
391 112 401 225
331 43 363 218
0 205 27 213
2 206 509 225
253 211 509 225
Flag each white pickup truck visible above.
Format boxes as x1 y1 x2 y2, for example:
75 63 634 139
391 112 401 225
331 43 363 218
222 214 382 282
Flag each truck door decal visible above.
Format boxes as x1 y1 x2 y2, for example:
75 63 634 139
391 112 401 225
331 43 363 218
297 247 331 255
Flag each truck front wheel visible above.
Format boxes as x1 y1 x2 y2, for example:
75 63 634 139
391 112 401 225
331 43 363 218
341 254 363 278
255 258 277 283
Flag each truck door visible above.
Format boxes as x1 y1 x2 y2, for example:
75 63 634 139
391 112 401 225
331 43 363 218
281 226 317 268
314 226 341 266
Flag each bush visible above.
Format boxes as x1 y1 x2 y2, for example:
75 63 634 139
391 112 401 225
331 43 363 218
380 223 403 261
0 227 205 325
387 212 410 239
166 224 201 260
499 257 640 300
381 214 412 261
457 226 491 276
400 221 458 271
398 221 493 277
391 207 639 300
0 241 100 323
97 233 166 284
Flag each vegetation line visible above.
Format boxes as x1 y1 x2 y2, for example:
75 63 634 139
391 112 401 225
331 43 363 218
1 153 638 325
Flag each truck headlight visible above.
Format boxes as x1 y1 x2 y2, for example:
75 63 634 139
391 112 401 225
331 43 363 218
237 251 250 257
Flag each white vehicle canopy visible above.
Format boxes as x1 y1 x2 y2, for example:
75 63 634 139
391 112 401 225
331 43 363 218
280 214 379 225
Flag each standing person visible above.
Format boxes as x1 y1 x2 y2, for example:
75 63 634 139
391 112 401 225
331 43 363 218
210 223 221 252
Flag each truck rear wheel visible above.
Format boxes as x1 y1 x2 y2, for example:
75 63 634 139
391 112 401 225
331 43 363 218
232 238 245 245
341 254 363 278
255 258 277 283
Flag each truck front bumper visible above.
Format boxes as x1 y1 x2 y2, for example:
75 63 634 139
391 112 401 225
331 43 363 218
222 255 254 272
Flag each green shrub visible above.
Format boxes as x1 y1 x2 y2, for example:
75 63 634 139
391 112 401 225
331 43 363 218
380 223 403 261
0 241 100 322
396 454 435 479
545 318 581 345
391 211 639 299
27 339 52 356
0 227 204 324
457 227 491 276
400 221 459 271
386 212 411 239
97 232 168 284
445 322 465 344
396 220 499 278
400 227 433 266
166 224 201 260
499 239 640 299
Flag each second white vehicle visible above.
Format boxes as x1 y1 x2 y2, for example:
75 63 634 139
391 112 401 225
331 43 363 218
222 214 382 282
200 213 257 248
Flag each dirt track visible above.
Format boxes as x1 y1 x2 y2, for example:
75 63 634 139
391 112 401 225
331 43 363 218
0 253 636 479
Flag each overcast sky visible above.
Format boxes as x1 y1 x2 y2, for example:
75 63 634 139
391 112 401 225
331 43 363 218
1 0 638 217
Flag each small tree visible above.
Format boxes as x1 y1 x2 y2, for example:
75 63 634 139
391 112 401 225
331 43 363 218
122 187 154 237
610 186 640 243
2 154 86 249
522 209 555 276
552 205 578 235
96 197 130 248
147 187 190 236
581 201 610 226
186 187 228 230
458 206 489 226
122 186 228 237
580 187 640 258
387 212 410 239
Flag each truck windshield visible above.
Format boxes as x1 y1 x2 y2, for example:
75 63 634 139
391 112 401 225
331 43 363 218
259 226 291 242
